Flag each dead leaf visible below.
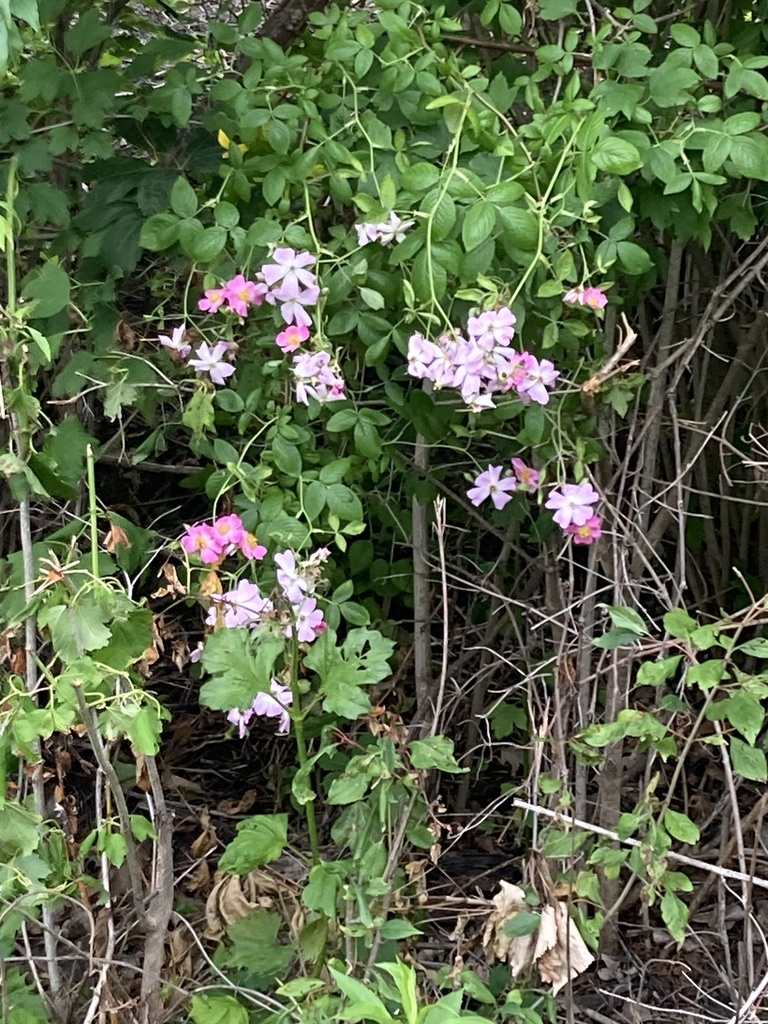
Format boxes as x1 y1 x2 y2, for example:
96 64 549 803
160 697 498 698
217 789 258 815
114 318 138 352
200 571 222 599
104 522 132 554
168 927 194 979
483 881 594 995
151 562 187 599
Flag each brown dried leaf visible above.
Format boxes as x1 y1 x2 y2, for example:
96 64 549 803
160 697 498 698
104 522 132 554
482 880 527 962
168 927 194 979
205 874 257 939
151 562 187 599
217 789 258 816
536 902 594 996
200 571 222 599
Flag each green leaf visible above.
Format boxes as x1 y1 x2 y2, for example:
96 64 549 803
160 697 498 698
660 890 688 944
191 226 227 262
685 659 726 689
200 630 284 711
218 814 288 874
729 134 768 181
409 736 467 773
730 737 767 781
39 593 112 663
503 911 541 937
592 137 643 175
304 862 344 917
617 241 651 274
637 656 681 685
22 261 70 318
664 809 700 845
139 212 180 251
601 604 648 636
272 435 302 477
305 627 394 718
739 638 768 658
649 63 700 107
663 609 697 638
593 627 643 649
724 112 762 136
190 994 249 1024
170 176 197 218
669 23 700 47
462 200 497 252
715 693 765 745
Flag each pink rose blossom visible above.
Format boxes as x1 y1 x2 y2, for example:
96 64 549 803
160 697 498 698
159 324 191 359
582 287 609 310
188 341 236 386
180 523 224 564
240 533 267 560
276 324 309 353
212 514 245 551
566 514 603 545
284 596 326 643
511 458 540 491
517 357 560 405
261 248 317 295
223 274 263 317
467 465 517 510
227 678 293 737
198 287 227 313
545 482 600 529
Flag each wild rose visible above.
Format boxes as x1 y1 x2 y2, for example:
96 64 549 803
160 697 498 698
188 341 236 386
277 285 320 328
284 596 326 643
275 550 309 605
355 212 414 246
159 324 191 359
467 307 516 349
198 287 227 313
545 482 600 529
223 275 264 317
517 357 559 405
227 679 293 737
207 580 273 630
180 523 223 564
467 465 518 511
511 458 540 492
276 324 309 353
240 533 267 560
211 514 244 551
566 515 603 545
261 248 317 296
564 285 608 310
292 350 345 405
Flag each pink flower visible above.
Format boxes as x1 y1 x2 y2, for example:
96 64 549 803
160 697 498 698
212 514 244 551
198 287 227 313
467 465 517 510
545 482 600 529
511 458 540 491
517 356 559 405
208 580 273 629
292 350 345 405
240 533 267 560
582 287 608 310
276 324 310 353
227 679 293 737
467 307 516 349
277 285 320 328
188 341 236 386
275 550 308 605
355 213 414 246
284 596 326 643
261 248 317 295
566 514 603 545
223 274 263 317
564 285 608 309
180 523 223 564
159 324 192 359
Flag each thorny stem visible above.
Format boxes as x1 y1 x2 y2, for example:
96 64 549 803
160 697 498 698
4 156 63 1000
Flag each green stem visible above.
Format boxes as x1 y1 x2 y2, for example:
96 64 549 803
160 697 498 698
86 444 100 579
6 157 16 319
289 631 320 866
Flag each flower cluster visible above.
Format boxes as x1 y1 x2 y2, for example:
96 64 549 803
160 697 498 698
407 306 559 412
355 212 415 247
467 459 540 511
159 324 237 386
180 515 267 565
227 679 293 737
545 482 602 544
199 250 320 331
564 285 609 310
292 350 345 405
468 466 603 545
275 548 329 643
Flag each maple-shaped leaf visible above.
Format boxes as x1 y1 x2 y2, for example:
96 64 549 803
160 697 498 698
304 627 395 719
